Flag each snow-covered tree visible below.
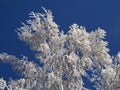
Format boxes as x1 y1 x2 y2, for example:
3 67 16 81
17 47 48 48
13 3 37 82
0 8 120 90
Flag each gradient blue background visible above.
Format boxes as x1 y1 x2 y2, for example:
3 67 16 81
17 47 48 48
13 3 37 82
0 0 120 89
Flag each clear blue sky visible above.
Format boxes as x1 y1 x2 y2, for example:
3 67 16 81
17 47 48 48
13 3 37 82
0 0 120 89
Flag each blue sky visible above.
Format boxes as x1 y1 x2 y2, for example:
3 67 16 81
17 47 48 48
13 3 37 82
0 0 120 89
